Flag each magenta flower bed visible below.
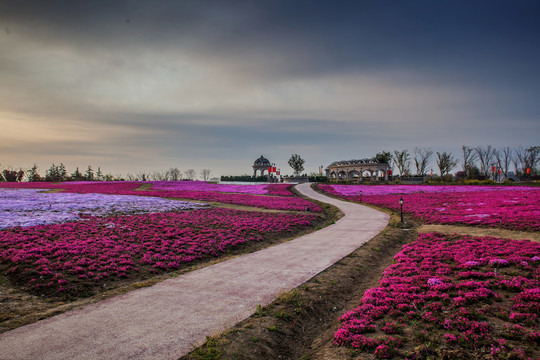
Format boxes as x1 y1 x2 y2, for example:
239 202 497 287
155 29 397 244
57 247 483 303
321 184 539 196
154 190 320 212
0 188 206 229
0 208 316 296
319 185 540 231
0 182 311 211
335 233 540 359
150 181 294 196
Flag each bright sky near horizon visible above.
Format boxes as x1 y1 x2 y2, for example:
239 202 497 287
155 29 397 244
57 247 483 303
1 0 539 178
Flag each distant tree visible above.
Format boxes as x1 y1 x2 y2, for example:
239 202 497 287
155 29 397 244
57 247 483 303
288 154 305 176
461 146 478 178
45 163 62 182
375 151 392 164
58 163 68 181
26 164 42 182
2 169 25 182
414 147 433 176
494 147 512 177
85 165 94 181
135 172 148 181
201 169 212 181
71 167 83 181
96 167 103 181
436 151 458 177
468 166 481 180
184 169 196 180
475 145 495 177
514 146 540 177
151 170 167 181
167 167 182 181
393 150 411 176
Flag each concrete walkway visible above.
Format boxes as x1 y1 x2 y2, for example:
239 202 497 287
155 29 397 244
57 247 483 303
0 183 389 360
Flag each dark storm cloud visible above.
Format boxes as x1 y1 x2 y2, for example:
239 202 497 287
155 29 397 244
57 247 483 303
3 0 539 81
1 0 539 175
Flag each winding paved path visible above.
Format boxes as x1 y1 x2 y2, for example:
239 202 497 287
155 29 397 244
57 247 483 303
0 183 389 360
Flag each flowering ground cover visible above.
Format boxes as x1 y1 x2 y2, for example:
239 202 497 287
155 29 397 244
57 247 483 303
319 185 540 231
321 184 539 196
0 208 317 297
0 189 207 229
334 232 540 359
0 182 313 211
150 181 294 196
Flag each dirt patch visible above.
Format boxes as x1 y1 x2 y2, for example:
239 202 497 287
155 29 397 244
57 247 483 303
419 224 540 242
181 213 420 360
0 201 339 334
135 183 154 191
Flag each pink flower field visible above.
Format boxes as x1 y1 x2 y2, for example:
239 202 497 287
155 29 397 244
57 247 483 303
0 181 322 298
320 184 540 231
150 181 294 196
0 181 319 212
0 208 317 297
335 232 540 359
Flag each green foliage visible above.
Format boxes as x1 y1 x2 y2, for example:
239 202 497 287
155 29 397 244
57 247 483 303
288 154 305 176
375 151 392 164
26 164 41 182
308 175 327 182
190 336 222 360
1 169 25 182
220 175 268 182
273 310 293 321
254 304 267 317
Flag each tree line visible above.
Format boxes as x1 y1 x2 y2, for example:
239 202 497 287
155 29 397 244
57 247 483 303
0 163 214 182
377 145 539 180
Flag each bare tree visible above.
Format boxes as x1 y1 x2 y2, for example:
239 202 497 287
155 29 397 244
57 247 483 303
494 147 512 177
436 151 458 177
461 146 478 177
151 170 167 181
135 171 150 181
166 167 182 181
514 146 540 176
184 169 196 180
393 150 411 176
200 169 212 181
475 145 495 177
414 147 433 176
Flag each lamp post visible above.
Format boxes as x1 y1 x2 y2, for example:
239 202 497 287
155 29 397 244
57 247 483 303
360 190 363 202
399 197 404 223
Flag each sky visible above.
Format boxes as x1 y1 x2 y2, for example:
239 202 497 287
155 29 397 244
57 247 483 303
1 0 539 178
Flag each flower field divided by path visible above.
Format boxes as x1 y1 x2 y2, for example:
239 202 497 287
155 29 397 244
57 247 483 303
0 208 317 297
0 182 318 212
320 185 540 231
0 189 207 229
335 233 540 359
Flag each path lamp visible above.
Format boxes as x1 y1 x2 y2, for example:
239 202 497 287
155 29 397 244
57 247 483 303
399 197 404 223
360 191 363 202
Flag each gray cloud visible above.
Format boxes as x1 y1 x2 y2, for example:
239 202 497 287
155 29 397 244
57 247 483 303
0 0 538 176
